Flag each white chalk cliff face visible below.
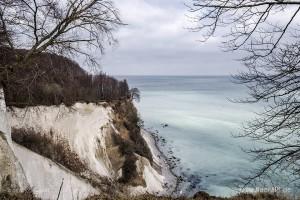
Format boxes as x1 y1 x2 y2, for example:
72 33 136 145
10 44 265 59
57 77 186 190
13 143 98 200
10 103 115 178
0 90 97 200
0 89 27 193
7 102 171 199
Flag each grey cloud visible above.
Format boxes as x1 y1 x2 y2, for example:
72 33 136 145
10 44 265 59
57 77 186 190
101 0 243 76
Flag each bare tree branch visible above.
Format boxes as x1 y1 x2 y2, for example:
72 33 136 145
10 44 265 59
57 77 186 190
0 0 123 66
0 0 123 105
188 0 300 57
189 0 300 187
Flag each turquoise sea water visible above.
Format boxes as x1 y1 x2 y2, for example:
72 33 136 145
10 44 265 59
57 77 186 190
117 76 267 196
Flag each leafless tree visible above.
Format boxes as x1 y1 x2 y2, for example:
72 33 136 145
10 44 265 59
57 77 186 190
188 1 300 59
0 0 122 104
234 41 300 188
0 0 122 66
188 0 300 187
130 88 140 102
0 24 6 47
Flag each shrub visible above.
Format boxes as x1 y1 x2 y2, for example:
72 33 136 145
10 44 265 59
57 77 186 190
12 128 86 173
113 101 152 162
111 101 152 185
118 154 138 184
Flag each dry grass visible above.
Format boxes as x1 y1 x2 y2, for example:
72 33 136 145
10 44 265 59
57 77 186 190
11 127 122 195
12 128 87 173
110 100 152 186
229 193 289 200
85 192 291 200
112 100 152 162
0 188 40 200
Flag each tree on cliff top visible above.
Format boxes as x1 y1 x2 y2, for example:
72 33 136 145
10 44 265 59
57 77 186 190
188 0 300 187
0 23 7 48
0 0 123 104
0 0 122 66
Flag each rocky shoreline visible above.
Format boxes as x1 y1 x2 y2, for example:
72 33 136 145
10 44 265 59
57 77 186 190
142 127 204 197
142 128 182 195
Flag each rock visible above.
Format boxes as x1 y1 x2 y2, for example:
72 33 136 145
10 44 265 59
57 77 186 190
161 123 169 128
193 191 210 200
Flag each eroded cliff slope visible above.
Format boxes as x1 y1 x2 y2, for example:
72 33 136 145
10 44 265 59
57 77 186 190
0 51 175 199
7 101 173 199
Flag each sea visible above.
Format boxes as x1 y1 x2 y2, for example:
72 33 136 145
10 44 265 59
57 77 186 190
116 76 291 197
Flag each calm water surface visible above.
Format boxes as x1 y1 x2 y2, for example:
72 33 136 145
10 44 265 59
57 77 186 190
117 76 270 196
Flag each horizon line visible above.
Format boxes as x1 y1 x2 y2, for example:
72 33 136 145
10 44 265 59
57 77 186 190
111 74 234 77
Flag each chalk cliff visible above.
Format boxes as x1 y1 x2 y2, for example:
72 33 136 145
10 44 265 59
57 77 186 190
0 93 174 199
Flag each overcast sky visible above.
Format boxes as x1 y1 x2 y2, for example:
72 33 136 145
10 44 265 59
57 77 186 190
101 0 242 76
